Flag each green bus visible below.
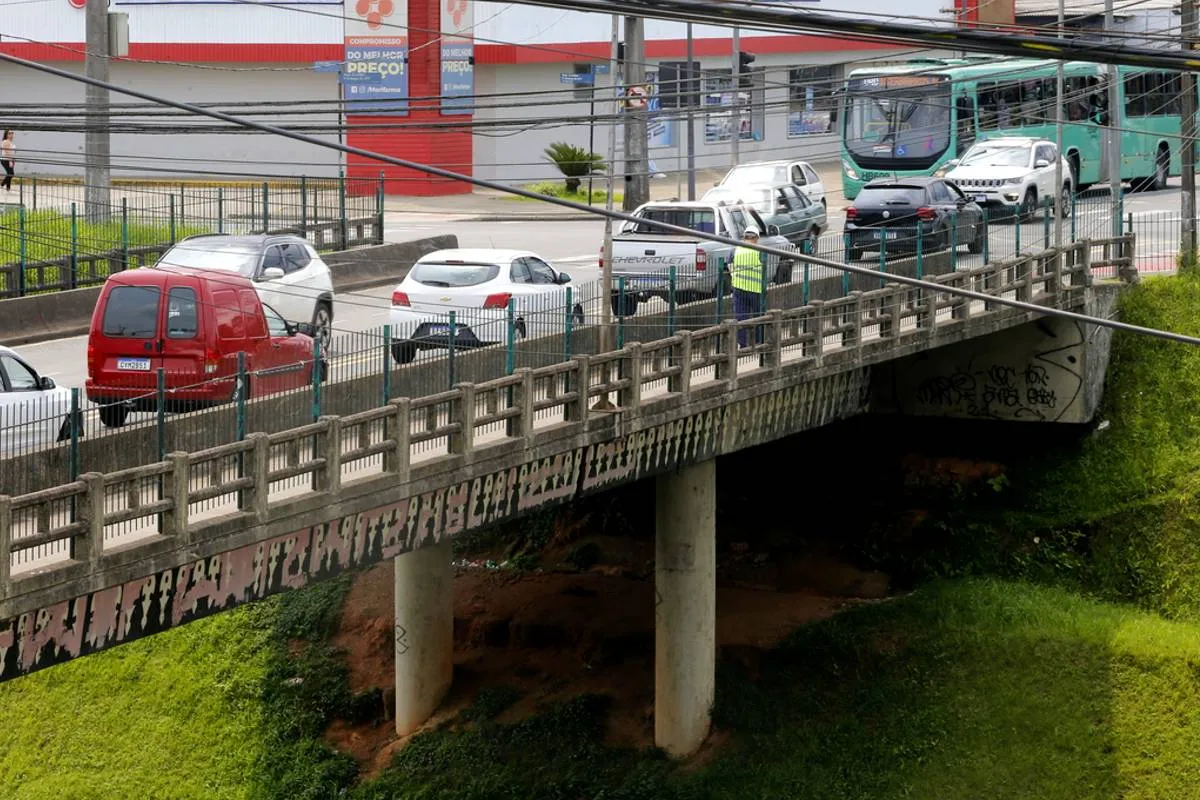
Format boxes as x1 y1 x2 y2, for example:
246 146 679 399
840 56 1188 200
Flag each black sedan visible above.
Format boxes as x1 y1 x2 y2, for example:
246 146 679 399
844 177 985 261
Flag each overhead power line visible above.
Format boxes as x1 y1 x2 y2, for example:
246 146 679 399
0 47 1193 350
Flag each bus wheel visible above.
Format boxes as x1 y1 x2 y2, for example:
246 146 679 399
1152 145 1169 191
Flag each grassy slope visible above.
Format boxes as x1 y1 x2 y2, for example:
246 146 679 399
0 209 205 264
0 607 272 800
352 580 1200 800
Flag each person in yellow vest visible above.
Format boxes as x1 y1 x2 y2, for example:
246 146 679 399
730 226 768 347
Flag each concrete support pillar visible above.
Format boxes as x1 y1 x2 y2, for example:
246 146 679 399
654 459 716 758
394 539 454 736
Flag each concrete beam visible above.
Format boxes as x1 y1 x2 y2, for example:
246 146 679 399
393 539 454 736
654 459 716 758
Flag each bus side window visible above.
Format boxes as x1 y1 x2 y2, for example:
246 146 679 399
978 82 997 130
1089 78 1110 125
955 96 976 155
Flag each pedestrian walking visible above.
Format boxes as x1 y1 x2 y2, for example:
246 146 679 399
0 130 14 191
730 226 768 348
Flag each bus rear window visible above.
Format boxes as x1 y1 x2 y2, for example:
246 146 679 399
102 285 161 338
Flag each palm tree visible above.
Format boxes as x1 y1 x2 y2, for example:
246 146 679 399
543 142 606 194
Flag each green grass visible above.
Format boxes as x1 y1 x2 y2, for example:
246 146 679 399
505 180 622 205
346 580 1200 799
0 209 207 293
0 607 273 800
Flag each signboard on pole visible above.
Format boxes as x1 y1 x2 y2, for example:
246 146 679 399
344 0 409 116
441 0 475 116
560 72 595 85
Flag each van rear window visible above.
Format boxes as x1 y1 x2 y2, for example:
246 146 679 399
102 285 160 338
166 287 198 339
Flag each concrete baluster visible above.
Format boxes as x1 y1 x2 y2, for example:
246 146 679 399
74 472 106 567
762 310 783 372
165 452 191 542
842 292 862 350
385 398 412 479
242 432 271 522
715 322 738 387
513 368 534 439
316 417 342 493
0 495 11 596
669 331 693 397
619 343 643 408
449 384 475 457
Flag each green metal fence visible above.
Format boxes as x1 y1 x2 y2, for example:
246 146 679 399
0 174 386 299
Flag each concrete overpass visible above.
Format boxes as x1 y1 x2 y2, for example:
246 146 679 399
0 237 1128 757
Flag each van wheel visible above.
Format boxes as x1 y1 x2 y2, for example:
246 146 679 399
99 403 128 429
391 340 417 365
312 302 333 353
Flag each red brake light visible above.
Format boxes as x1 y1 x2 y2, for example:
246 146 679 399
846 207 858 220
916 207 937 221
391 290 410 307
695 247 707 272
483 292 513 310
86 343 98 374
204 347 221 374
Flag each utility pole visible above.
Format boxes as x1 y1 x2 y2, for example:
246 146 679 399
622 15 649 211
686 23 696 201
601 16 620 359
1181 0 1198 266
1054 0 1064 250
1105 0 1121 236
730 27 740 168
84 0 111 222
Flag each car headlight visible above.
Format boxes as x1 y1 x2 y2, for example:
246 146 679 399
1004 176 1023 186
842 160 859 180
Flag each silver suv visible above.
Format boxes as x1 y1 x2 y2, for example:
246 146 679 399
941 137 1073 220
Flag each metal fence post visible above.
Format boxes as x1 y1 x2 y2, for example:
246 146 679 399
447 310 457 389
311 336 322 422
69 202 78 290
506 299 516 374
376 171 386 244
879 229 887 286
1126 211 1133 235
759 255 767 315
17 205 26 296
1014 206 1021 255
339 174 349 249
842 232 852 295
950 213 958 272
800 246 810 305
300 176 308 236
217 186 224 234
1070 188 1077 243
382 324 392 403
916 222 924 280
982 207 990 264
715 258 725 323
169 195 177 244
617 277 626 349
156 367 166 461
667 266 676 335
262 181 270 233
564 286 575 360
120 198 129 270
31 176 36 210
69 388 81 482
179 183 186 229
236 351 247 441
1043 196 1051 249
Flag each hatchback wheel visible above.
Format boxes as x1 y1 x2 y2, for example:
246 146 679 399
312 302 333 353
1059 184 1073 219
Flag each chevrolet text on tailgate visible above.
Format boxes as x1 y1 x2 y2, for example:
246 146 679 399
601 201 794 316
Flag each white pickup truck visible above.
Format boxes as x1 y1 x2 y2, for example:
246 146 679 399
605 201 794 315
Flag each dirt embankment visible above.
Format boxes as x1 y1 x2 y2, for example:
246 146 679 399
324 528 891 778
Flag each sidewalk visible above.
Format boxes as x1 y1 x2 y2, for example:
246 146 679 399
382 161 843 221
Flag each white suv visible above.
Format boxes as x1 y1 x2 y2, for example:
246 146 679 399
156 234 336 347
941 137 1073 220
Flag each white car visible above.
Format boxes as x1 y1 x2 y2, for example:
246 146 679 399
941 137 1073 220
388 249 590 365
156 233 336 347
715 159 827 207
0 346 78 456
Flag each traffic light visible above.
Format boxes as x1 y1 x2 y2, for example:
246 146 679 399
737 51 755 88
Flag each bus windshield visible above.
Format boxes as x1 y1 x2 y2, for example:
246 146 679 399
844 77 951 168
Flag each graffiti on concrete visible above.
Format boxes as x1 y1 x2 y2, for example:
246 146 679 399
907 321 1084 421
0 368 871 682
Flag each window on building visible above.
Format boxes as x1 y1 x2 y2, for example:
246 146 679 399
787 65 841 137
657 61 700 108
703 68 765 144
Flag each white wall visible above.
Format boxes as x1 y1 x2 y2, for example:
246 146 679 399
2 61 341 179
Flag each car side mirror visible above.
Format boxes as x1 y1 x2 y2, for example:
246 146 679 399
766 224 781 236
38 376 55 390
1035 159 1050 168
261 266 285 281
556 272 572 284
293 322 316 337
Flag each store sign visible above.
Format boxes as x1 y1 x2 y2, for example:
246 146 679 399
440 0 474 116
116 0 342 4
344 0 409 116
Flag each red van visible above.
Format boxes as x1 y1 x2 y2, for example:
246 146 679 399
86 267 322 427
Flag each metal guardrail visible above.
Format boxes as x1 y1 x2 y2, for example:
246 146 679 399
0 235 1105 590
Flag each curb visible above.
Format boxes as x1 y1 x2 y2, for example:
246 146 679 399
458 213 602 223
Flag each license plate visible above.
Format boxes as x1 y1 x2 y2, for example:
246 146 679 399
428 324 454 335
116 357 151 371
872 231 898 240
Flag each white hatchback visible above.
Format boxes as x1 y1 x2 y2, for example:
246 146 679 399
156 233 336 348
716 159 827 207
388 249 589 365
0 345 78 456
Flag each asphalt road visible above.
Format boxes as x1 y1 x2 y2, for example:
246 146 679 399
11 185 1175 393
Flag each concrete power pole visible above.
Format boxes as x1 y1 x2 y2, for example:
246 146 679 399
730 27 740 168
622 15 649 211
1181 0 1198 266
1104 0 1121 236
1053 0 1064 250
84 0 111 222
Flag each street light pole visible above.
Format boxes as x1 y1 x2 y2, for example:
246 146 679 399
686 22 696 201
601 15 620 359
1181 0 1197 265
731 26 740 168
1105 0 1121 236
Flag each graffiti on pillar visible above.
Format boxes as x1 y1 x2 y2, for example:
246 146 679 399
904 321 1085 421
0 368 871 683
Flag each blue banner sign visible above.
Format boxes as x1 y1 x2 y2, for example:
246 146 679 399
560 72 595 85
313 60 342 73
343 43 408 116
441 43 474 116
